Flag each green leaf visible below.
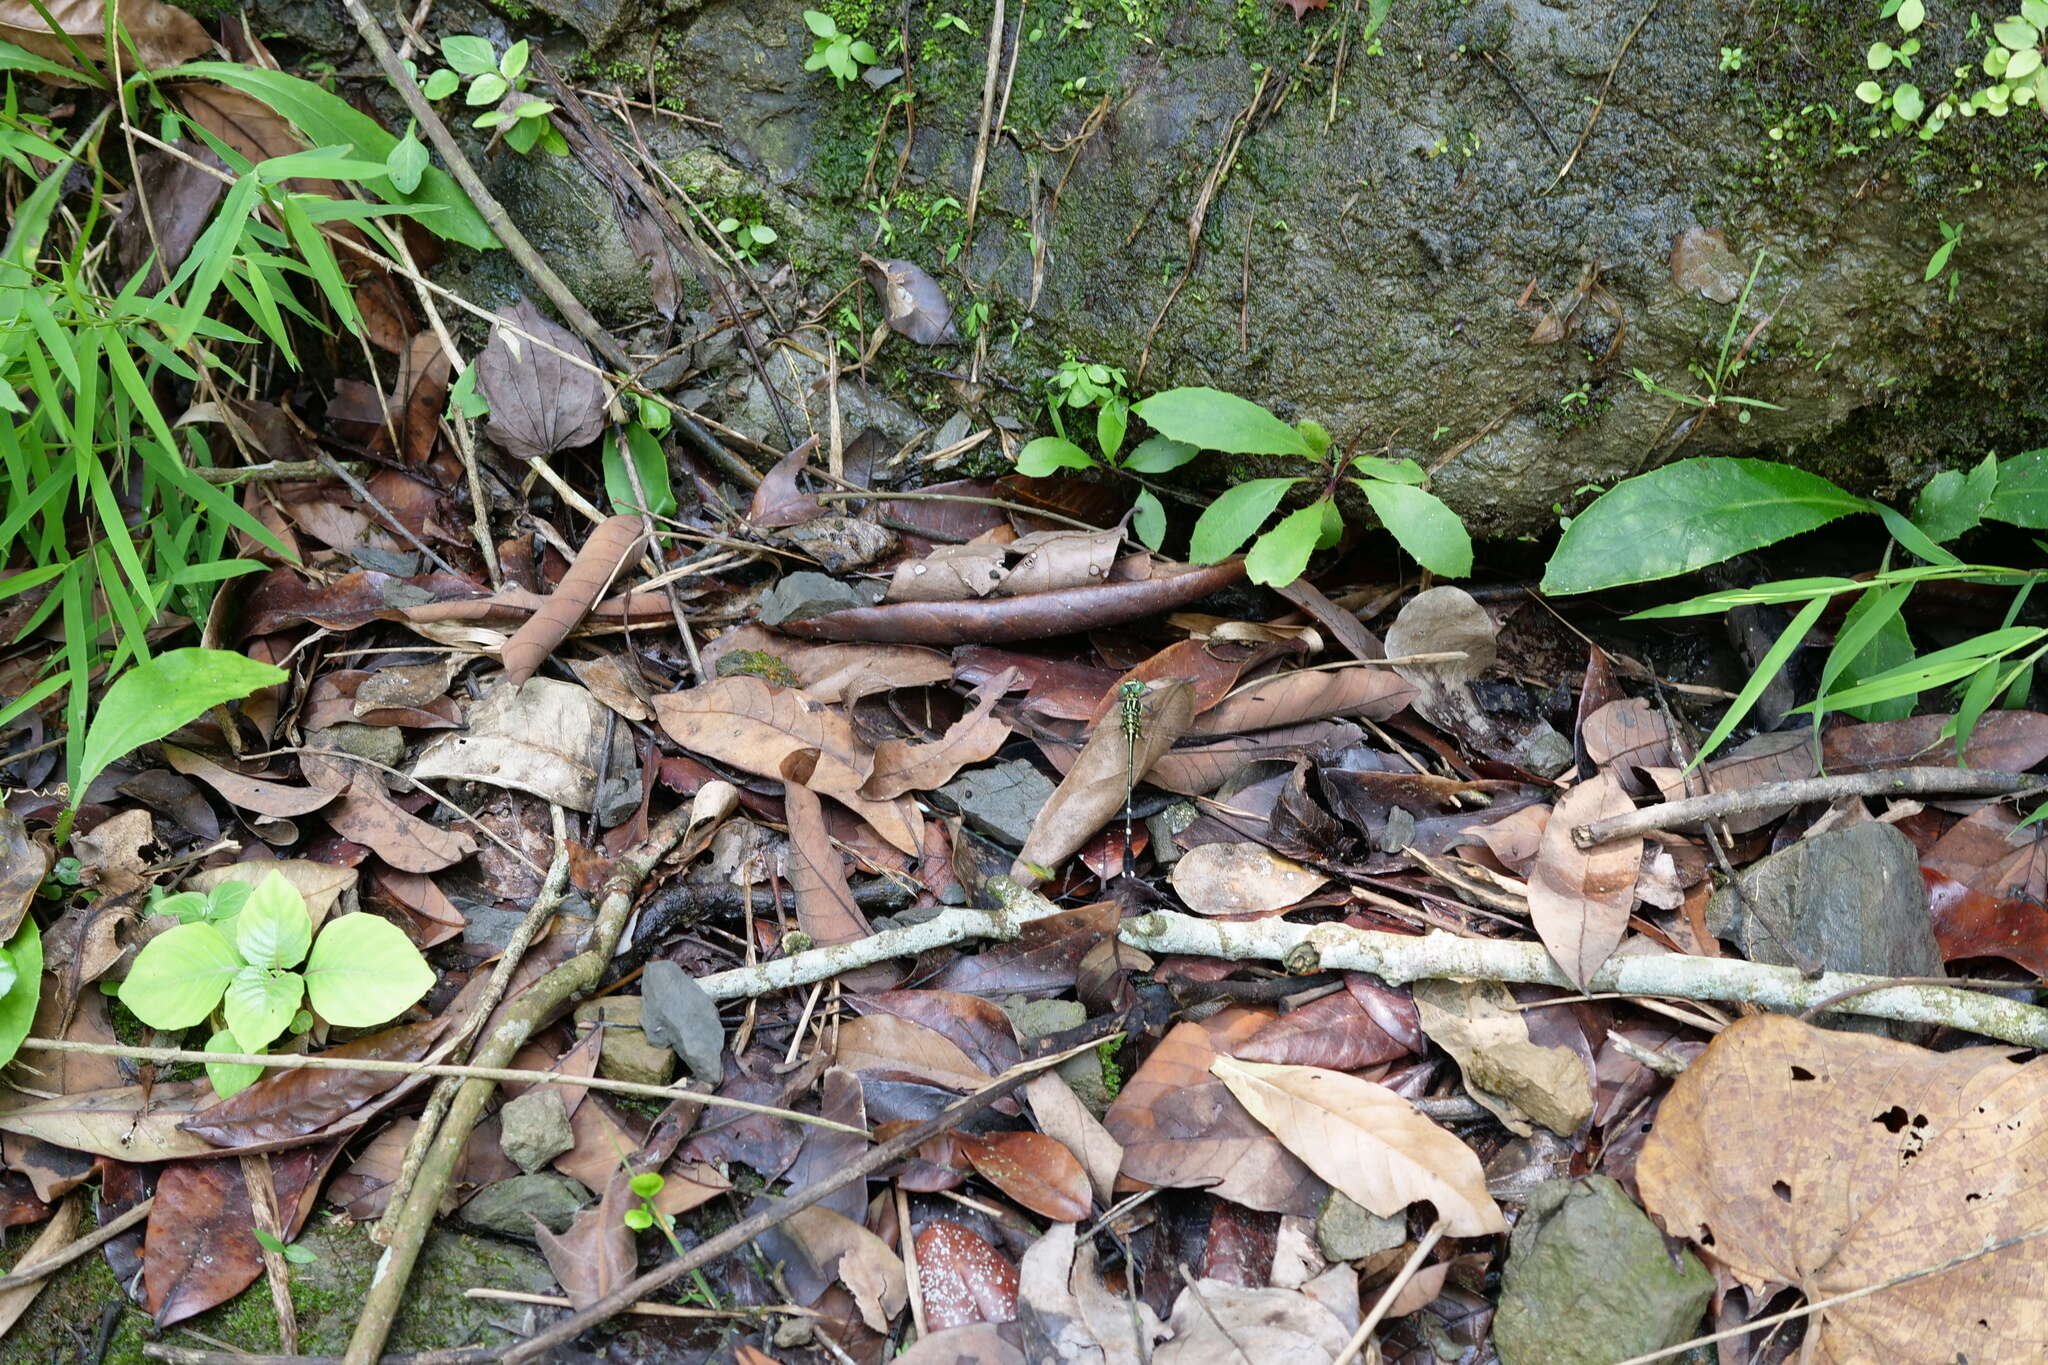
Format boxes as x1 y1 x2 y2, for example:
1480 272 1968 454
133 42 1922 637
1986 449 2048 528
207 880 254 927
1096 401 1128 463
1350 455 1427 485
0 947 15 1008
1121 436 1198 473
1130 489 1166 551
440 35 497 75
1867 42 1895 71
1696 596 1830 761
1800 626 2047 713
118 921 243 1030
0 917 38 1071
1994 18 2040 50
499 39 530 80
303 914 436 1027
1910 455 1996 545
1015 437 1097 477
421 68 459 100
223 965 305 1053
1244 502 1328 587
448 364 489 419
1892 83 1924 122
603 424 677 517
1827 582 1917 722
1316 497 1345 549
1358 480 1473 578
623 1207 654 1230
234 871 312 970
78 649 285 810
467 72 508 105
1131 388 1314 456
157 891 210 924
629 1172 665 1198
1188 478 1300 564
203 1028 266 1100
803 9 838 36
386 127 428 195
1897 0 1924 31
1540 458 1866 594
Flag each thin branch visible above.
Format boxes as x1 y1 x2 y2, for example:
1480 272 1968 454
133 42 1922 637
1333 1219 1446 1365
0 1196 153 1292
1573 768 2039 847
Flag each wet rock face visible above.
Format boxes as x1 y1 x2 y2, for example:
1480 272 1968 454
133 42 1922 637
445 0 2048 535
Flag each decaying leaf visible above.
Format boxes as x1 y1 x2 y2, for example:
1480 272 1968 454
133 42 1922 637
834 1013 990 1092
500 516 648 685
863 679 1013 801
1186 665 1416 736
782 778 871 949
917 1221 1020 1329
1412 978 1593 1138
1211 1056 1507 1236
0 805 48 943
863 254 958 344
1526 772 1641 988
0 0 211 73
1168 842 1328 916
787 1203 908 1331
1640 1014 2048 1363
475 299 609 460
1014 679 1194 880
411 677 627 813
956 1131 1092 1222
1154 1276 1351 1362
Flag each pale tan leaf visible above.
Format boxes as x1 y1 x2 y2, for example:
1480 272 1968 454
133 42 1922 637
1640 1014 2048 1364
862 683 1013 801
0 1195 77 1336
1412 978 1593 1138
1210 1056 1506 1237
833 1014 990 1092
1580 697 1673 771
1023 1073 1122 1209
1014 679 1194 879
1168 842 1329 916
785 1204 906 1332
1154 1278 1351 1363
0 0 209 71
995 529 1122 598
1187 666 1417 736
702 626 953 704
1526 772 1642 988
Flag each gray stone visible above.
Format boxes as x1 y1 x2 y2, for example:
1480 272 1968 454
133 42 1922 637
311 721 404 768
457 1173 592 1237
934 760 1058 849
758 571 878 626
498 1088 575 1174
1706 822 1939 980
1001 997 1107 1112
1493 1176 1713 1365
572 994 677 1086
1315 1191 1407 1262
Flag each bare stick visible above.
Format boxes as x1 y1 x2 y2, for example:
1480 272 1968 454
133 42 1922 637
1116 909 2048 1048
962 0 1007 231
1573 768 2038 847
0 1196 153 1292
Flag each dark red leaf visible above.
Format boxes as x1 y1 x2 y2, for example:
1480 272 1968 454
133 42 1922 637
955 1131 1091 1222
1924 867 2048 975
179 1019 448 1148
927 902 1121 998
915 1221 1019 1329
1232 984 1418 1069
143 1160 262 1326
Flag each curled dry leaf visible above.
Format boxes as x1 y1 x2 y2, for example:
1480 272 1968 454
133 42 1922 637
1580 698 1673 773
955 1131 1092 1223
411 677 627 814
533 1176 635 1311
163 745 340 819
323 772 478 873
475 299 609 461
863 254 958 344
1412 978 1593 1138
706 627 953 705
917 1221 1020 1330
996 529 1123 599
833 1014 990 1092
862 681 1013 801
501 515 647 685
782 778 870 949
1645 730 1815 836
887 542 1011 603
0 0 211 72
1014 679 1194 880
927 901 1120 998
1168 841 1329 916
0 804 48 943
788 1204 908 1331
1187 665 1417 736
1211 1056 1507 1237
1526 772 1642 989
1234 985 1417 1071
1640 1014 2048 1363
179 1020 448 1148
1023 1074 1122 1208
748 438 825 529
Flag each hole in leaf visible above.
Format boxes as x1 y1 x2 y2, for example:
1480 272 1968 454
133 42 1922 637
1790 1065 1815 1081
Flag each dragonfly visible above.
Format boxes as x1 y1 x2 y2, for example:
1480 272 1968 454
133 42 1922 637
1117 679 1146 877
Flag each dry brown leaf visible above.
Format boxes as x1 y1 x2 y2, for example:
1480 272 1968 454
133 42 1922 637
1580 697 1673 772
1211 1056 1507 1237
410 677 623 813
73 809 152 898
1645 730 1816 836
0 0 210 72
1022 1074 1122 1208
533 1176 635 1310
956 1131 1092 1223
566 654 654 722
1460 803 1550 874
1154 1277 1350 1362
1140 722 1363 796
888 542 1012 602
1412 978 1593 1137
0 1193 76 1335
501 516 647 685
1167 842 1328 916
1102 1010 1327 1217
655 676 920 853
862 681 1013 801
833 1014 990 1091
996 529 1121 598
1014 679 1194 880
1233 986 1417 1071
1188 666 1417 736
706 628 955 705
163 745 340 819
0 1082 220 1162
782 778 869 949
1526 773 1642 989
748 439 825 529
475 299 608 461
786 1204 907 1331
863 255 958 344
1639 1014 2048 1364
0 805 48 943
324 773 477 873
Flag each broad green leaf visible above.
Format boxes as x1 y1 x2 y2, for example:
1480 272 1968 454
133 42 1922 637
1994 17 2039 49
603 424 676 517
303 914 435 1027
1541 458 1866 594
1015 437 1096 477
1827 582 1916 722
1359 480 1473 578
421 68 459 100
1131 388 1313 457
386 127 429 195
1350 455 1427 485
0 917 40 1071
1986 449 2048 528
1316 497 1345 549
207 880 254 926
1892 83 1924 122
1910 455 1996 545
203 1028 266 1100
142 63 497 249
1097 401 1128 464
1245 502 1328 587
1121 436 1198 474
803 9 838 35
1189 478 1300 564
466 72 508 105
78 648 286 808
1695 596 1829 761
235 872 312 970
156 891 210 924
118 921 243 1029
499 39 530 80
0 946 15 1005
440 35 497 74
1925 238 1957 280
1897 0 1924 30
223 966 304 1053
1131 488 1166 550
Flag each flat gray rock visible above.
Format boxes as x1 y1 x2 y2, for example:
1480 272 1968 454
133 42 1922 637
1707 822 1938 976
934 760 1057 849
459 1173 590 1237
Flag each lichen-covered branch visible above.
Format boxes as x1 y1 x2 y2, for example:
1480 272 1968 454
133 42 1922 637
1118 911 2048 1048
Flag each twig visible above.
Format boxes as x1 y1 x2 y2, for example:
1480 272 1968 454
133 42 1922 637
1543 0 1659 192
1116 909 2048 1049
494 1039 1107 1364
1333 1219 1446 1365
0 1196 153 1292
374 809 571 1245
313 452 463 579
190 460 366 485
463 1287 815 1318
9 1039 861 1132
962 0 1007 232
1477 50 1561 158
1573 768 2039 847
344 802 705 1365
